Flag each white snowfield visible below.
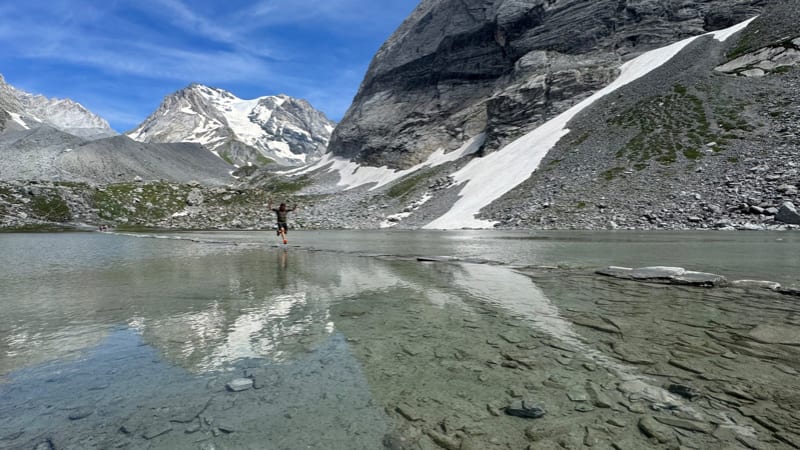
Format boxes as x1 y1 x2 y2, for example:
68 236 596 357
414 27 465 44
423 18 756 229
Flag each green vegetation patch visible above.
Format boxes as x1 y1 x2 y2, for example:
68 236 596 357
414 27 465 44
601 167 626 181
30 192 71 222
0 223 78 233
91 182 190 223
609 84 754 169
387 168 438 199
219 151 235 166
255 155 275 166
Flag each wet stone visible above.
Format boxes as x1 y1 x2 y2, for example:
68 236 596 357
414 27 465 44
505 400 546 419
672 271 728 287
668 359 704 374
225 378 253 392
638 416 673 443
142 423 172 440
667 384 702 400
68 408 94 420
395 403 423 422
732 280 782 291
629 266 686 280
567 391 589 402
571 318 620 334
217 422 237 433
575 404 595 413
425 429 460 450
498 332 523 344
653 416 713 434
185 421 201 434
748 324 800 345
608 418 627 428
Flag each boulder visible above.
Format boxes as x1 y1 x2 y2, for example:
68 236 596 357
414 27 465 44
186 189 205 207
776 202 800 225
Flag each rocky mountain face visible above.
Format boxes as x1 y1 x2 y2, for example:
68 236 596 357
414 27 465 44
0 74 117 139
128 84 335 168
0 75 232 186
328 0 765 169
482 0 800 230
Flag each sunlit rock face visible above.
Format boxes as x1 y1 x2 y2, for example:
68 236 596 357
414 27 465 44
327 0 763 169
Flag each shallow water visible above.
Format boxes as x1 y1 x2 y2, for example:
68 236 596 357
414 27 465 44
1 231 799 449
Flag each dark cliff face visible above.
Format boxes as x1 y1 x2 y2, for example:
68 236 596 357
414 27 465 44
328 0 765 169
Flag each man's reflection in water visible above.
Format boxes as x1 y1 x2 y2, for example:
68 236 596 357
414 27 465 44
276 249 288 289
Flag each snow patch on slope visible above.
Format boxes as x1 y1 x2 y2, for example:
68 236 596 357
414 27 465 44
287 133 486 191
424 18 756 230
9 113 29 129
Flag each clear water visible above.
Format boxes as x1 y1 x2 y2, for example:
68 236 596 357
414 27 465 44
1 231 799 449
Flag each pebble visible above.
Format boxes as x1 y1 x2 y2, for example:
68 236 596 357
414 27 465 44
505 400 546 419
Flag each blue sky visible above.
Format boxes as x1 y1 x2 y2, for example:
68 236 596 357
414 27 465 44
0 0 419 132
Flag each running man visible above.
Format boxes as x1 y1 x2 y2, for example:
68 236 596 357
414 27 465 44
269 200 296 245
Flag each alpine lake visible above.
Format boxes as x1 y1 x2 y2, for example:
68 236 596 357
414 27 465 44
1 230 799 450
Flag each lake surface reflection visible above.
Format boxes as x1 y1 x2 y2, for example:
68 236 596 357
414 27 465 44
1 231 799 449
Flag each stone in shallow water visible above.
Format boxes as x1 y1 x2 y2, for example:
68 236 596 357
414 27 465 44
142 423 173 440
226 378 253 392
653 416 713 434
629 266 686 280
68 408 94 420
638 416 673 443
505 400 546 419
672 271 727 287
596 266 633 278
748 324 800 345
666 384 701 400
732 280 782 291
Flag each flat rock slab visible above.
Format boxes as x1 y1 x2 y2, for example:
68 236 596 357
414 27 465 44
597 266 727 288
672 271 728 287
638 416 673 443
748 324 800 346
732 280 782 291
226 378 253 392
595 266 633 278
629 267 686 280
142 423 173 440
654 416 713 434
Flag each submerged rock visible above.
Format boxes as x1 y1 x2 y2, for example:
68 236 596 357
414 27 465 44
597 266 726 287
638 416 673 443
732 280 782 291
748 324 800 345
226 378 253 392
505 400 546 419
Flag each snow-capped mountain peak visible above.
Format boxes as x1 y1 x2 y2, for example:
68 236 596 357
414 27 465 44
128 84 335 167
0 74 116 139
